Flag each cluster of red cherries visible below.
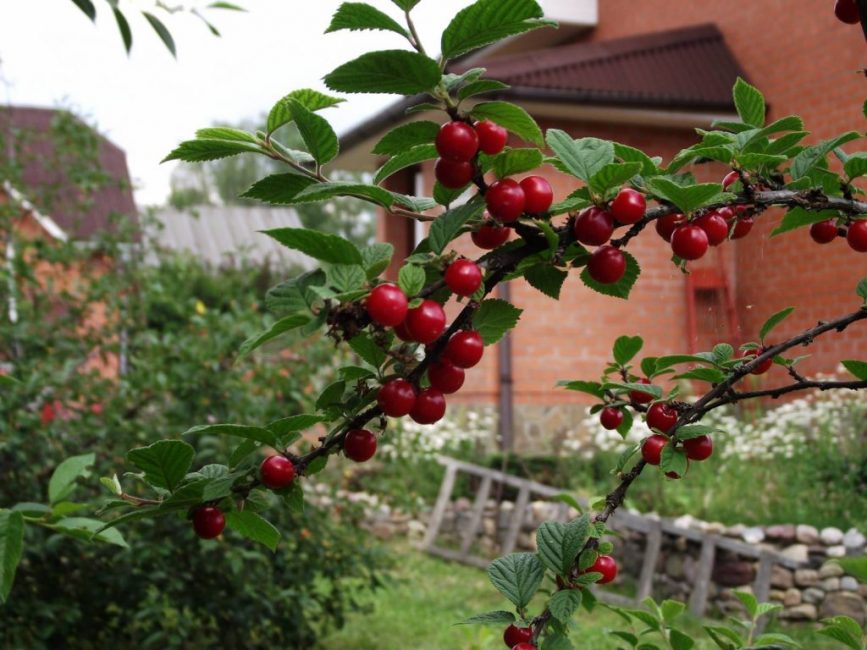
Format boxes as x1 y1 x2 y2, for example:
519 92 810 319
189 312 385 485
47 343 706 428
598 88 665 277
500 555 618 650
810 216 867 252
835 0 862 25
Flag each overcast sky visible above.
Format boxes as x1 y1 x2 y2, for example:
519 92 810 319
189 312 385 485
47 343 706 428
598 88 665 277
0 0 468 206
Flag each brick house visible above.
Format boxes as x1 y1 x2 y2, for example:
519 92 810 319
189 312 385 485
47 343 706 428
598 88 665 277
341 0 867 450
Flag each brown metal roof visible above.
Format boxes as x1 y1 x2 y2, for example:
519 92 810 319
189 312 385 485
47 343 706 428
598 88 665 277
339 23 747 160
0 106 138 240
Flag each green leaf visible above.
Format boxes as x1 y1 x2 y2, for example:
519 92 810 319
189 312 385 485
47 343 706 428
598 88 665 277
704 625 743 650
857 277 867 302
287 100 339 165
674 424 722 440
614 142 660 176
326 2 408 37
487 552 544 609
349 332 387 367
241 173 318 205
374 144 438 185
603 381 663 400
458 79 510 102
558 380 604 399
713 343 734 363
441 0 555 61
326 264 366 293
112 7 132 52
660 599 686 623
791 131 860 179
845 152 867 180
660 444 688 477
291 181 395 207
238 313 310 357
262 227 363 265
669 629 695 650
0 375 18 387
753 632 799 648
536 515 590 577
734 590 758 617
492 148 544 179
208 2 246 9
769 208 839 237
163 138 264 163
127 440 196 492
268 414 325 436
184 423 277 447
390 0 421 10
580 249 641 300
267 88 344 134
759 306 794 342
305 456 328 475
360 243 395 280
673 367 727 383
818 626 861 650
589 162 642 196
613 336 643 366
733 78 765 128
266 270 325 316
50 517 129 548
398 264 426 297
225 511 281 551
283 482 305 513
316 380 347 410
429 198 486 254
549 589 583 623
142 11 176 57
0 510 24 604
648 178 729 214
372 121 440 156
524 265 567 300
70 0 96 20
546 130 614 183
324 50 441 95
456 610 516 626
229 439 259 469
470 102 544 146
48 453 95 505
473 299 522 345
842 360 867 381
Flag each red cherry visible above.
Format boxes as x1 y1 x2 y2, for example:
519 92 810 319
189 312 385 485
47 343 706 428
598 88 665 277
427 359 465 394
367 284 408 328
742 348 773 375
646 402 678 434
629 378 655 404
410 387 446 424
435 121 479 161
444 330 484 368
471 222 510 249
435 158 474 189
395 321 414 342
192 506 225 540
671 224 709 260
40 401 57 426
722 170 742 190
503 625 533 648
641 434 669 465
486 179 526 223
511 644 536 650
610 188 646 225
378 379 417 416
847 220 867 252
836 0 861 24
810 219 839 244
587 555 618 584
600 407 624 431
90 403 104 416
344 428 377 462
406 299 447 344
655 213 686 242
587 245 626 284
519 176 554 214
695 212 729 246
475 120 508 155
573 206 614 246
260 455 296 489
445 259 483 296
730 214 754 240
683 435 713 461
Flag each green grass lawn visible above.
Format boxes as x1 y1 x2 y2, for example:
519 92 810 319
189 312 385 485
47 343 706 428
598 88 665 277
317 543 840 650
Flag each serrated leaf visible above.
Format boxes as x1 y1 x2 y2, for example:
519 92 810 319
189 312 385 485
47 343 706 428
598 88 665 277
842 360 867 381
669 628 695 650
429 198 485 254
360 243 394 280
440 0 555 61
759 306 794 342
473 299 522 345
316 380 347 410
184 423 277 447
372 121 440 156
536 516 590 577
127 440 195 492
674 424 721 440
237 313 310 357
733 78 765 127
713 343 734 362
267 88 344 134
325 50 441 95
390 0 421 9
326 2 408 36
163 138 264 163
458 79 510 102
791 131 860 179
589 162 642 196
660 599 686 623
614 142 660 176
48 453 95 504
492 148 544 179
142 11 176 57
50 517 129 548
398 264 426 297
648 178 729 214
225 511 281 551
549 589 583 622
580 249 641 300
349 332 387 367
292 181 395 208
673 367 726 383
857 277 867 302
326 264 366 293
704 625 742 650
660 444 688 477
487 552 544 609
524 264 567 299
241 173 318 205
558 380 604 398
286 100 339 165
261 227 362 265
733 590 758 617
456 610 516 626
613 336 643 366
470 101 544 146
818 627 860 650
266 270 325 316
0 510 24 604
769 208 839 238
546 130 614 183
374 144 437 185
603 381 663 400
844 152 867 180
